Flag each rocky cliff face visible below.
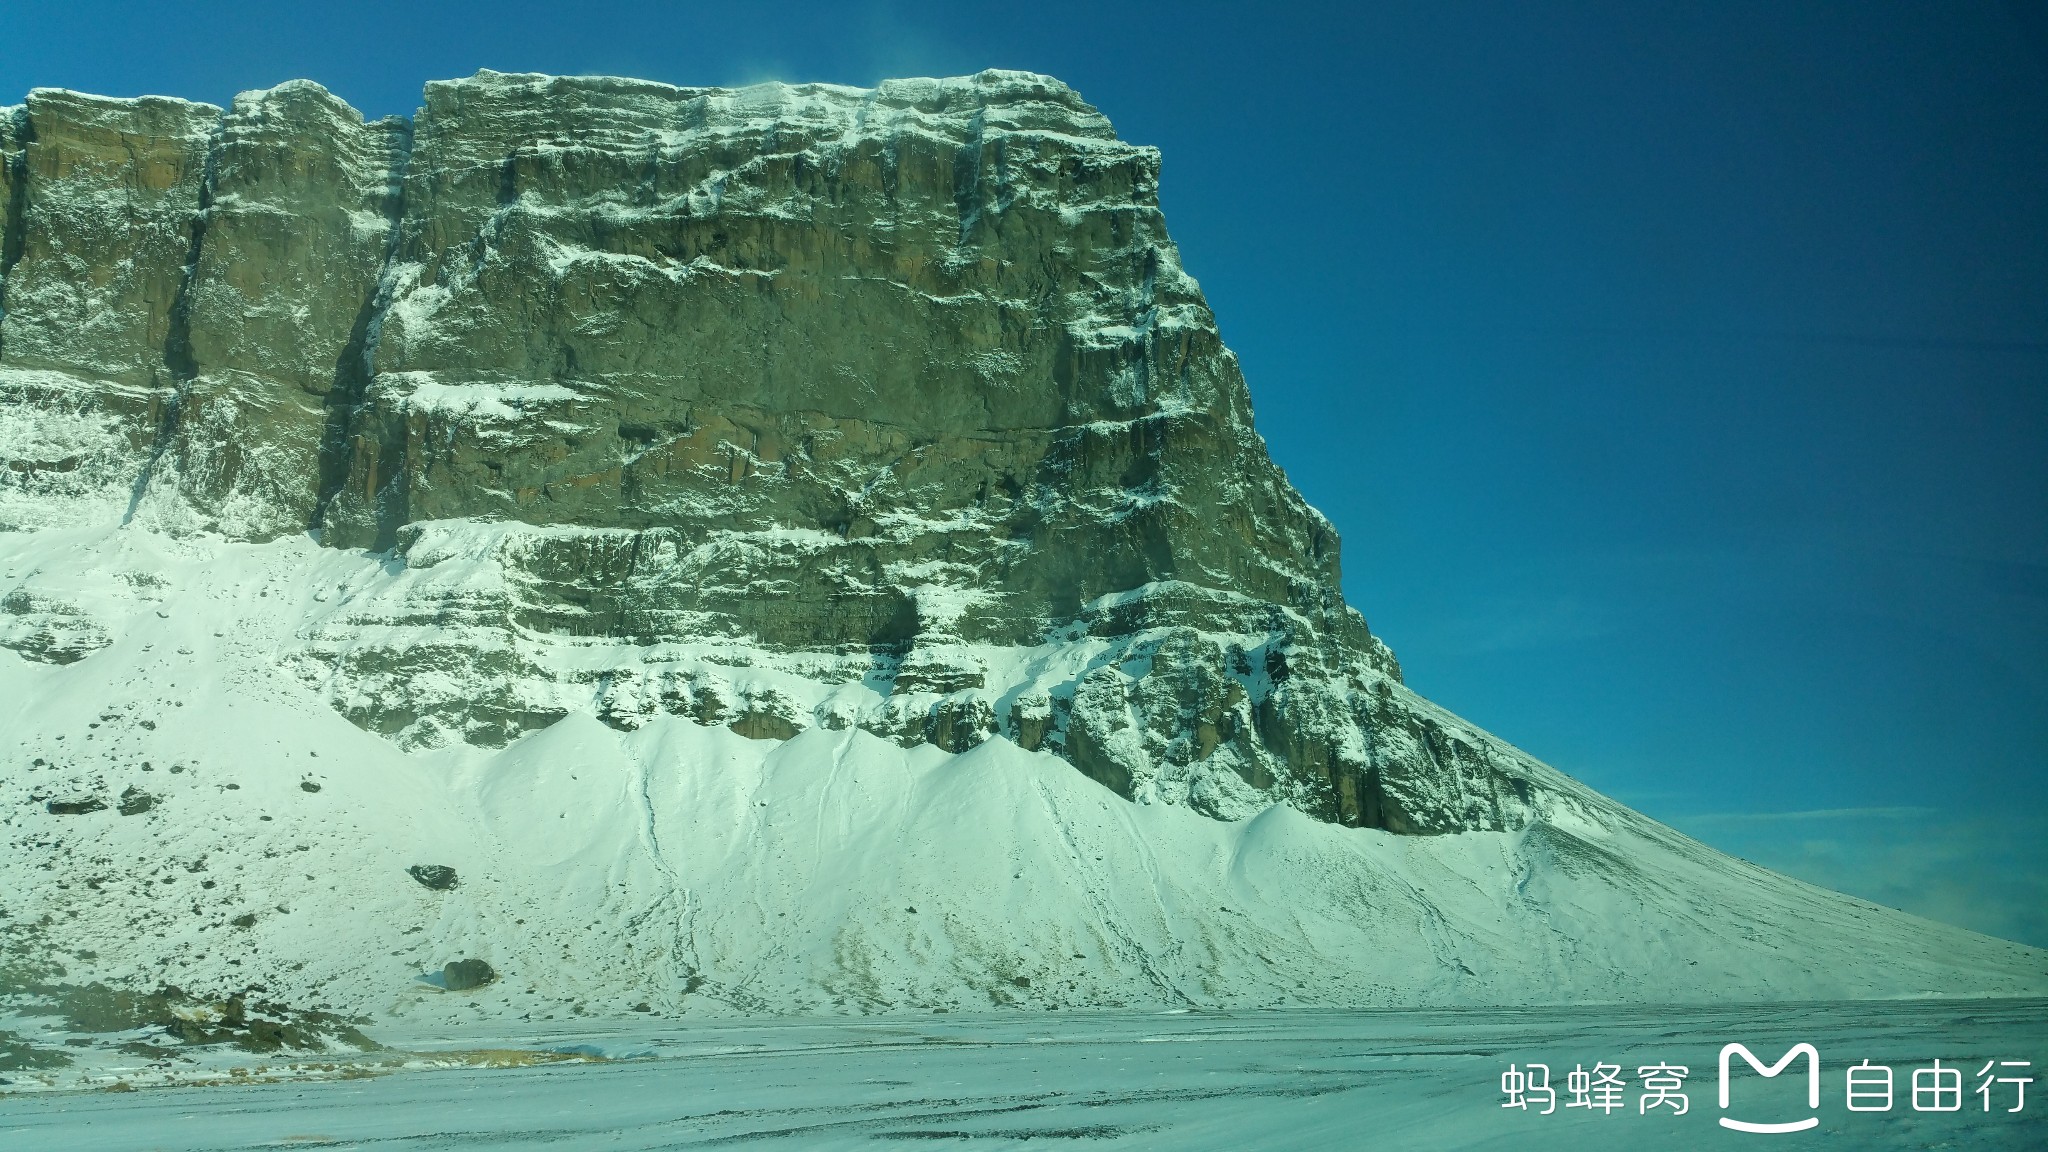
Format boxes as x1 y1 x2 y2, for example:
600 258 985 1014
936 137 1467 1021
2 71 1541 832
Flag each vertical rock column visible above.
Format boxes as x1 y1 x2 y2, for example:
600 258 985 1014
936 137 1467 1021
0 90 220 527
1 103 24 336
173 81 411 539
0 90 218 388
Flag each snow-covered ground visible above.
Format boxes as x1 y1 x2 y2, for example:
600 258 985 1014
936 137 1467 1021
2 1001 2043 1150
4 521 2045 1053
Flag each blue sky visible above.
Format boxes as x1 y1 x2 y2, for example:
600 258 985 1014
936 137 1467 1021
6 1 2044 945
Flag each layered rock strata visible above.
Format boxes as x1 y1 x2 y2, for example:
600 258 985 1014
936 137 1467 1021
2 71 1536 832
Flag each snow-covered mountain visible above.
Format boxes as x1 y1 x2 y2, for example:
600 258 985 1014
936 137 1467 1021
1 71 2041 1031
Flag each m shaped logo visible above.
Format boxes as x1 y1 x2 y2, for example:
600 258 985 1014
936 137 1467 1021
1719 1043 1820 1133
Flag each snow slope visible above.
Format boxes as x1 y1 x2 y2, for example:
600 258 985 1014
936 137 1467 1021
4 522 2044 1032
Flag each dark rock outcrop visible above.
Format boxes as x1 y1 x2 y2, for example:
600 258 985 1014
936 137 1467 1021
0 70 1542 832
407 864 458 890
441 959 495 991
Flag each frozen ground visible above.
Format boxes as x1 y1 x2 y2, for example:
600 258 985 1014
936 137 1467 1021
1 1000 2043 1150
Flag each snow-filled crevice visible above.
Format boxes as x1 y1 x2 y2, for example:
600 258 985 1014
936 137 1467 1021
312 116 417 538
952 106 986 247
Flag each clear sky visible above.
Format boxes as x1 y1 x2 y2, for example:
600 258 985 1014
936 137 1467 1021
7 1 2044 945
